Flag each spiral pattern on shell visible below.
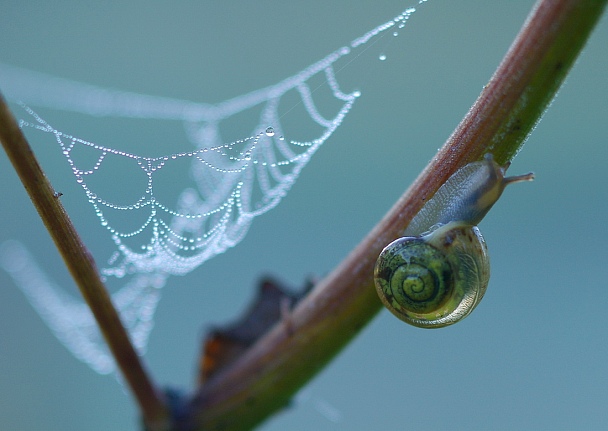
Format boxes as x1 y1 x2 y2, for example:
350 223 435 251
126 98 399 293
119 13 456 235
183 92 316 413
374 222 490 328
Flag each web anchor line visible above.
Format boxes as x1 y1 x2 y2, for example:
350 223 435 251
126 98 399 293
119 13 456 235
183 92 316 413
0 3 425 374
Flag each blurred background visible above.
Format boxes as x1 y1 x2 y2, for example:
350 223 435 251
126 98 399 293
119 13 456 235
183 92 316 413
1 1 607 430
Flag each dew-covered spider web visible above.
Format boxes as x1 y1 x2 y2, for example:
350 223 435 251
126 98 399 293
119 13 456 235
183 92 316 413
0 2 426 374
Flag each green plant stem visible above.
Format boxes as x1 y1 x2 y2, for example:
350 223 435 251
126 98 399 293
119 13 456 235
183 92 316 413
0 96 171 431
190 0 606 430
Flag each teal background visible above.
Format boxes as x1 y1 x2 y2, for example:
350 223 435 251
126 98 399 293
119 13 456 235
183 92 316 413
1 1 608 430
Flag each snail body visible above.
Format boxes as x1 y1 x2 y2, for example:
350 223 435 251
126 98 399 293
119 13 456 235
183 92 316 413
374 155 533 328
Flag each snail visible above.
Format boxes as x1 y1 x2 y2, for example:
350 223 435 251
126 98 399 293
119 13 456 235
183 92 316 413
374 154 534 328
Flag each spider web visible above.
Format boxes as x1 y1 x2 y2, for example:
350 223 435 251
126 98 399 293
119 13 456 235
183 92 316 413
0 3 425 374
16 58 359 280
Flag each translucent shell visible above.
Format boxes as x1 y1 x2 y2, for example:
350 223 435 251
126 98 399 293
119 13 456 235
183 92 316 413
374 221 489 328
374 155 534 328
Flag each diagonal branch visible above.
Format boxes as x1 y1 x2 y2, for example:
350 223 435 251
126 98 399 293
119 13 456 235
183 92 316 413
190 1 607 430
0 96 171 431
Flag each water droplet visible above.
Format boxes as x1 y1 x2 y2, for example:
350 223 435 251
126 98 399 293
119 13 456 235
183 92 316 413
265 127 275 137
279 136 285 141
393 31 399 37
379 54 387 61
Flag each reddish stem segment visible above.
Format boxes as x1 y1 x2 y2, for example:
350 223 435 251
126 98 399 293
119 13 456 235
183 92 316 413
191 1 606 430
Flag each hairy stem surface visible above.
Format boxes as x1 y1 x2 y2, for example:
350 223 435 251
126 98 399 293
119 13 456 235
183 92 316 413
190 1 607 430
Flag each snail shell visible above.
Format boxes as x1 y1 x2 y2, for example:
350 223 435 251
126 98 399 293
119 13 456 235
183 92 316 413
374 155 533 328
375 221 489 328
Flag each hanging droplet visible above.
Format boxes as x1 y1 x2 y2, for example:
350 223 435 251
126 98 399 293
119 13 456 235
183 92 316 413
379 54 387 61
265 127 275 137
279 136 285 141
393 31 399 37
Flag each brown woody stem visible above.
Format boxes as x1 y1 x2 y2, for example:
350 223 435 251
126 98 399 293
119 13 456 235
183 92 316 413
0 96 171 431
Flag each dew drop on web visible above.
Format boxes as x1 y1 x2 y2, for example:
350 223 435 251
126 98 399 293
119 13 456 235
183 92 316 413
265 126 275 137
